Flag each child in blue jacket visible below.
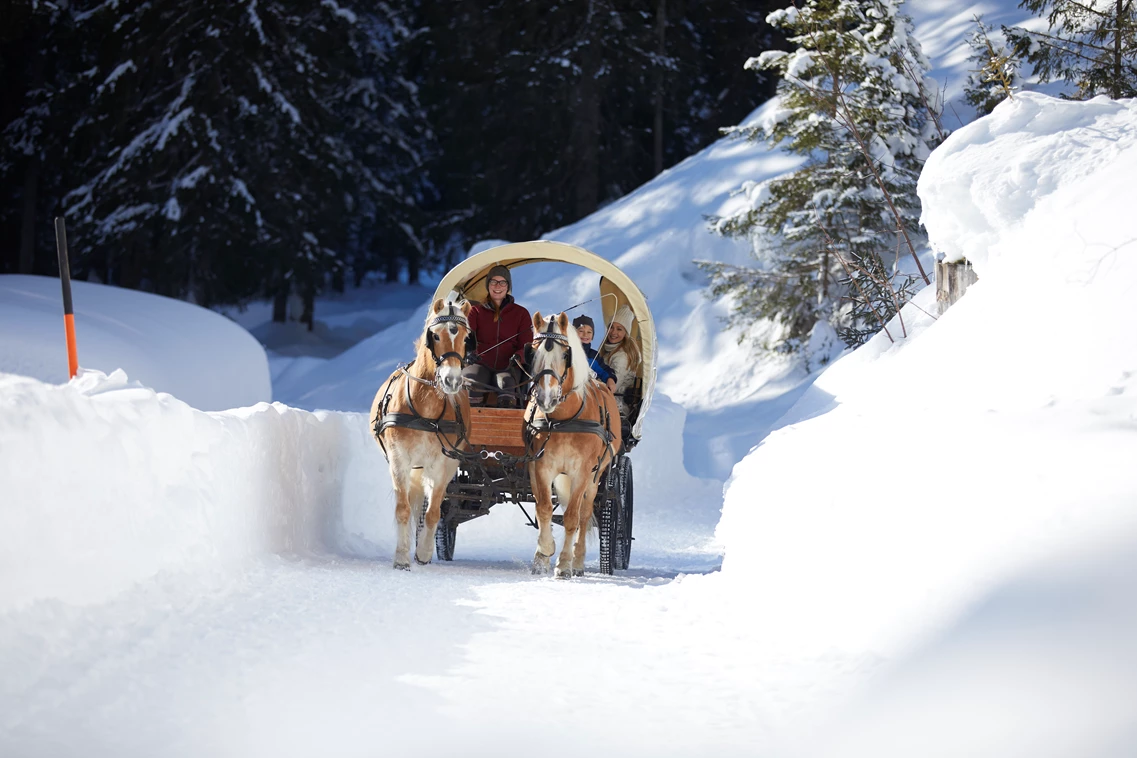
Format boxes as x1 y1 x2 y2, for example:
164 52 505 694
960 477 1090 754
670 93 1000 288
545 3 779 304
572 315 617 391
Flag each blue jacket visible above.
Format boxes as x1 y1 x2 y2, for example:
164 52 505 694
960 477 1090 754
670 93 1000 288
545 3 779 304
582 343 613 382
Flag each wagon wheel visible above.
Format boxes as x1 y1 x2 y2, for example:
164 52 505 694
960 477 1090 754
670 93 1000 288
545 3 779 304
435 499 458 561
415 496 428 542
614 457 634 571
598 456 631 575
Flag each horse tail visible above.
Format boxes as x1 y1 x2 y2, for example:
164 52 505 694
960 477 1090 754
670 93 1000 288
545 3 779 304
553 474 599 545
552 474 571 509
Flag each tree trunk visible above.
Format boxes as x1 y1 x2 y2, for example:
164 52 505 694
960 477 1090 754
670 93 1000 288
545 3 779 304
407 253 421 285
1114 0 1123 99
301 290 315 332
19 160 40 274
820 247 829 303
652 0 667 176
573 36 601 219
935 257 978 315
272 289 288 323
385 256 400 283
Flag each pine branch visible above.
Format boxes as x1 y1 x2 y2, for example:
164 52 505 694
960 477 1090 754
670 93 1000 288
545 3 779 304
825 78 931 286
1052 0 1113 19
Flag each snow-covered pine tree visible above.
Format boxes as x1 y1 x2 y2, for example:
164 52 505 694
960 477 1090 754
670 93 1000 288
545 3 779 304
1004 0 1137 100
964 16 1020 116
704 0 940 353
335 4 435 288
57 0 428 320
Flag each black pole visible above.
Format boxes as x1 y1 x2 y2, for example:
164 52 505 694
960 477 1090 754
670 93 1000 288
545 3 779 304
54 216 79 378
54 217 73 315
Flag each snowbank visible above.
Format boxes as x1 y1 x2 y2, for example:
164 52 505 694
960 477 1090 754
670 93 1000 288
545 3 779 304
0 275 270 410
800 532 1137 757
0 369 387 612
715 93 1137 658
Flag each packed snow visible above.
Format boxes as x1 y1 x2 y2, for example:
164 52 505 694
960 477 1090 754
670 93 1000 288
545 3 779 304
0 275 269 410
2 0 1136 753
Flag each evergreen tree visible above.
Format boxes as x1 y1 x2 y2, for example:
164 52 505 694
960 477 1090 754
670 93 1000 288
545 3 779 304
1 0 430 325
0 1 86 276
337 6 436 287
702 0 940 354
964 16 1020 116
1004 0 1137 100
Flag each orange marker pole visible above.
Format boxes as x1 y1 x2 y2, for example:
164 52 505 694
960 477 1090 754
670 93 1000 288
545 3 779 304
54 216 79 379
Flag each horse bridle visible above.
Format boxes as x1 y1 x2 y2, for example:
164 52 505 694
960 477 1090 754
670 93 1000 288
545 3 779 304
423 304 474 372
530 316 574 409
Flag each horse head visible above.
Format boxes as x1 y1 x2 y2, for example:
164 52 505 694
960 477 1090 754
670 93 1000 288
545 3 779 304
423 298 473 395
529 311 585 413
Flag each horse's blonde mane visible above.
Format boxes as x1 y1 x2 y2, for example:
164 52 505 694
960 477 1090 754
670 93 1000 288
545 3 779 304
534 314 588 399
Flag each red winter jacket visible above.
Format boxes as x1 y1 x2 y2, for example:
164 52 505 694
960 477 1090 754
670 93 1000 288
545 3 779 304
468 297 534 371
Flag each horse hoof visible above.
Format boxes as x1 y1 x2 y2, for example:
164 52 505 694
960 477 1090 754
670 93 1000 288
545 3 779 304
554 567 572 580
572 569 584 577
393 561 411 571
414 555 432 566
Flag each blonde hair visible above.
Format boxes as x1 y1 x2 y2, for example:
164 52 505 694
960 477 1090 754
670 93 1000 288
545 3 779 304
600 329 641 375
483 292 513 322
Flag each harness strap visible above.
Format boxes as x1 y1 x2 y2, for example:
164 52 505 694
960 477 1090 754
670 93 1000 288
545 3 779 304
376 412 464 436
372 364 469 463
524 382 617 483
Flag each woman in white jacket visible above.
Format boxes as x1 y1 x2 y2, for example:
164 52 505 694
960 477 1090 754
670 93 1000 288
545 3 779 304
599 306 641 417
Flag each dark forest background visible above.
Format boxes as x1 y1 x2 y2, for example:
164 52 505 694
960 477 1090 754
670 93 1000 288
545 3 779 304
0 0 782 323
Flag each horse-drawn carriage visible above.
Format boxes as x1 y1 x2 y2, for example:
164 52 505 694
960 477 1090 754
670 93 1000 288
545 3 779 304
372 240 656 577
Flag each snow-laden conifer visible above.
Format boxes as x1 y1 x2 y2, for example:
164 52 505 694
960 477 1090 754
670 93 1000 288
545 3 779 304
52 0 429 320
1004 0 1137 100
703 0 941 354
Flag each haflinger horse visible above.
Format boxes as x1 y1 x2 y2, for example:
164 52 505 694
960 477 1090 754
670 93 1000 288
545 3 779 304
372 298 474 569
526 311 622 578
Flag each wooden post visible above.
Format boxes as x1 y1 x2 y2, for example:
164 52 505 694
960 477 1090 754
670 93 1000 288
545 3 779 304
935 255 978 316
54 217 80 379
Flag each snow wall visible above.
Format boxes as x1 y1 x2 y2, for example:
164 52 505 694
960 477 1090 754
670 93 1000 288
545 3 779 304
0 369 387 612
715 93 1137 657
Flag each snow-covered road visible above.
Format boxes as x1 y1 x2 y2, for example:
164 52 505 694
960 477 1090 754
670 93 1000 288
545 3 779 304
0 544 871 757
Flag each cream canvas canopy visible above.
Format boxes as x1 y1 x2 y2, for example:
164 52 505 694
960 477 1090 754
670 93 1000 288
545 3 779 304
433 240 657 441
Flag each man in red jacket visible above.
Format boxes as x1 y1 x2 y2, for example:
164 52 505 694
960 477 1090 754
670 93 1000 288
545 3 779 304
462 264 534 407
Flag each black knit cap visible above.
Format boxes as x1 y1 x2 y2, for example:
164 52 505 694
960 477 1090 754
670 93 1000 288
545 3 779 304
487 264 512 292
571 315 594 330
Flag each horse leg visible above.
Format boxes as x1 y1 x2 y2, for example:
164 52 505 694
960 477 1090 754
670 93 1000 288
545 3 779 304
391 461 421 570
415 458 457 565
529 463 557 574
573 478 601 577
554 475 581 580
